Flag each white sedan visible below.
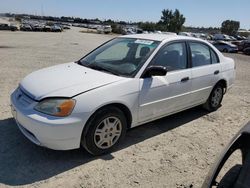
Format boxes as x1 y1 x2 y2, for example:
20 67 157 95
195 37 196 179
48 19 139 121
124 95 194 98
10 34 235 155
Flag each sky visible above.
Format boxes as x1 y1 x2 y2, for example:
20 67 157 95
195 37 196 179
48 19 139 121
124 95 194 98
0 0 249 29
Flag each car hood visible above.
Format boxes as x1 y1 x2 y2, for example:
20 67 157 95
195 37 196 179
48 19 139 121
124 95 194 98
20 62 124 101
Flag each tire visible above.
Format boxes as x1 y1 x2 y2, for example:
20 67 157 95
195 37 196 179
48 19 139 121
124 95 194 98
217 164 242 188
223 48 228 53
203 84 224 112
243 49 250 55
233 151 250 187
81 106 127 156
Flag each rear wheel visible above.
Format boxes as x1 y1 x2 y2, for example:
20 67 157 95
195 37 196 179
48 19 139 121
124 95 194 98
81 106 127 156
203 84 224 112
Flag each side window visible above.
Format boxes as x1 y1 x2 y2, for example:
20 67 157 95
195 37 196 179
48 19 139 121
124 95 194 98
152 42 187 71
210 49 219 64
190 42 211 67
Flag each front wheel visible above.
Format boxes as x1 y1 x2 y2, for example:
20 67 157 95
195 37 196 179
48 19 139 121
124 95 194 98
81 106 127 156
203 84 224 112
218 164 242 188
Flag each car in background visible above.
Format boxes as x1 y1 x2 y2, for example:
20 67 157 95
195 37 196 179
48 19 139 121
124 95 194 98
212 41 238 53
32 24 44 32
243 47 250 55
234 35 245 40
238 40 250 53
97 25 112 34
0 23 18 31
202 121 250 188
9 24 18 31
10 34 235 155
62 25 70 30
214 34 231 41
20 24 32 31
0 23 10 30
51 25 62 32
229 36 237 41
231 40 242 47
43 25 51 32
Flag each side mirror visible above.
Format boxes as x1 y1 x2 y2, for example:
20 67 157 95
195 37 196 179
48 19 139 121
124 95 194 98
142 66 167 78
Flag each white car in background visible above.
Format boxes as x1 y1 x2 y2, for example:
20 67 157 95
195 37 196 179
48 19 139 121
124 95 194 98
97 25 112 34
11 34 235 155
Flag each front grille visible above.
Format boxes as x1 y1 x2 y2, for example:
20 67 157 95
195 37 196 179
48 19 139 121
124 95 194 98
15 87 34 107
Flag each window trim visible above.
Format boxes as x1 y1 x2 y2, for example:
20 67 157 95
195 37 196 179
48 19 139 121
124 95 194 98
209 48 220 64
187 41 220 68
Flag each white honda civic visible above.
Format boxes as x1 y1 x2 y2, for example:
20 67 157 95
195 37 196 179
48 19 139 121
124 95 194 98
11 34 235 155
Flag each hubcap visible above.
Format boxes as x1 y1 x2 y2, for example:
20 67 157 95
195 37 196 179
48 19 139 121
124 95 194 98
94 117 122 149
211 87 223 107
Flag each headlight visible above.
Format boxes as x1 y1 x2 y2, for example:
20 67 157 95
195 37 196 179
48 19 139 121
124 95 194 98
34 98 76 117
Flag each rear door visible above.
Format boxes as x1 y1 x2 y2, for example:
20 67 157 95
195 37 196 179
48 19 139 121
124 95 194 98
188 42 221 104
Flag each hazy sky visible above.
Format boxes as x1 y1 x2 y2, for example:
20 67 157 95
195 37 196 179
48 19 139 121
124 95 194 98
1 0 249 29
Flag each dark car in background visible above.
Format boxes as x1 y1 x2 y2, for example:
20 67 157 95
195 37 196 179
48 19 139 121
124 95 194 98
202 121 250 188
212 41 238 53
233 35 246 41
9 24 18 31
0 23 18 31
238 40 250 55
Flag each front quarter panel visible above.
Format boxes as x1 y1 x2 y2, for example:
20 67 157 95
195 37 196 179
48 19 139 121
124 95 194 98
73 78 140 129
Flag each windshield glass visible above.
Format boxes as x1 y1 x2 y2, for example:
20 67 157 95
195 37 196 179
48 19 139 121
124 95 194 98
79 38 160 77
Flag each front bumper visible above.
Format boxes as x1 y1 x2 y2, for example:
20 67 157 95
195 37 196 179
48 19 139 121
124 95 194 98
10 89 86 150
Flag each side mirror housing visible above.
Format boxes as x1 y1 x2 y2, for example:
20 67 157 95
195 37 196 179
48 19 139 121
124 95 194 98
142 66 167 78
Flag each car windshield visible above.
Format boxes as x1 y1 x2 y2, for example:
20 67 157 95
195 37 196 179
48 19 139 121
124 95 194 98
78 38 160 77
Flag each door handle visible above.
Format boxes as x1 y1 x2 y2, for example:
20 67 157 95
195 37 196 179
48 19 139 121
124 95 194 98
214 70 220 75
181 77 189 82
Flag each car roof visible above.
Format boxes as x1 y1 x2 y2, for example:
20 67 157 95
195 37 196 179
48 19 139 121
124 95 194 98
119 34 202 42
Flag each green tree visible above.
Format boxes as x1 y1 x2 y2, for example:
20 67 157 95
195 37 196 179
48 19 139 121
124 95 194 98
221 20 240 35
158 9 185 33
138 22 157 32
111 23 123 34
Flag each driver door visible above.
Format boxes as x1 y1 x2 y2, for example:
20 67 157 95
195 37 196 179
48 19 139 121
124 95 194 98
138 42 193 123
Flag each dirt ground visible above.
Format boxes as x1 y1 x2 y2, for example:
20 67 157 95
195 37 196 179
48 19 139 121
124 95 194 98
0 27 249 188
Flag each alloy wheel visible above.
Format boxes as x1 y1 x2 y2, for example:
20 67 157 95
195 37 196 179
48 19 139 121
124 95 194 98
211 87 223 107
94 116 122 149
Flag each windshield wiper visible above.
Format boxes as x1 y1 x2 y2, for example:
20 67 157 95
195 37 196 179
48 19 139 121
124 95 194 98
88 64 120 76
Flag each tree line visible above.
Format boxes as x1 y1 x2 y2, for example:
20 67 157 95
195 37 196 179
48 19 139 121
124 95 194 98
7 10 244 35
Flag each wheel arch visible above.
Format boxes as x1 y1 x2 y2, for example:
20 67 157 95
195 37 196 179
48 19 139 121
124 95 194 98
215 79 227 93
81 102 133 140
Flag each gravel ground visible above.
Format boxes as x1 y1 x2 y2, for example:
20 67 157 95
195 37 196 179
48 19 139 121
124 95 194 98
0 27 249 188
